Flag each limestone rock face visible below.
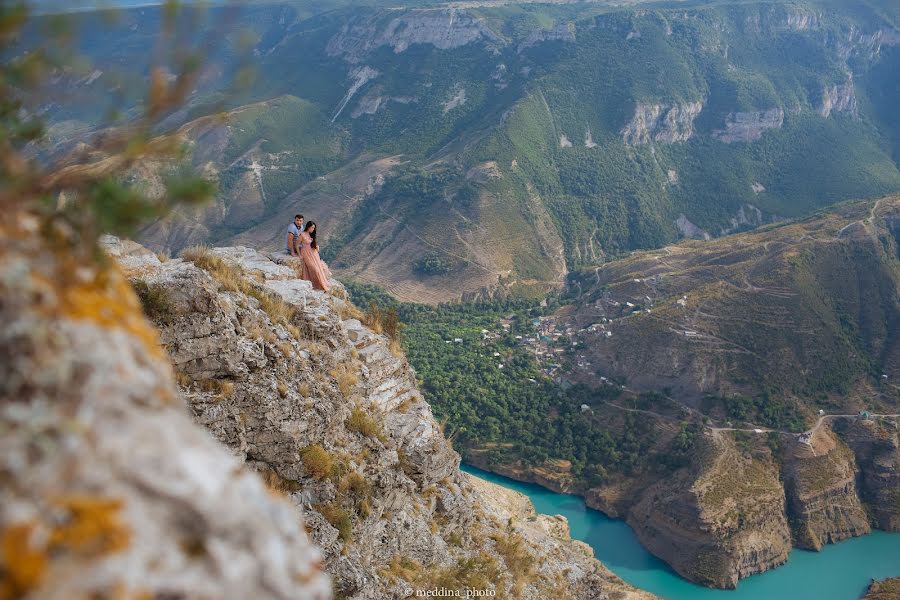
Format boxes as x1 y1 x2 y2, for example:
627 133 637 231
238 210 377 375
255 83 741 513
783 429 870 549
327 9 503 63
621 102 704 145
835 419 900 531
627 435 790 589
0 217 330 600
712 108 784 143
518 22 576 53
819 81 858 118
466 475 656 600
113 240 653 599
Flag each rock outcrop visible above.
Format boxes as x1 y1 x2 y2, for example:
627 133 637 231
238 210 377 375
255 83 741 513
712 108 784 143
864 577 900 600
518 22 576 53
466 475 655 600
621 102 704 145
112 240 652 599
820 81 858 118
782 429 870 550
675 214 711 240
834 418 900 531
327 10 503 63
627 435 791 589
0 215 330 600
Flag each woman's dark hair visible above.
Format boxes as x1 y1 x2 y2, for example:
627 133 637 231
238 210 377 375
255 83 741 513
304 221 318 250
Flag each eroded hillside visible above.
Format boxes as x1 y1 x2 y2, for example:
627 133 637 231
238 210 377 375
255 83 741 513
455 196 900 588
106 236 654 599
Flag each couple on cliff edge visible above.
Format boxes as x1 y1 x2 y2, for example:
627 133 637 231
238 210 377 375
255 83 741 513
286 214 331 292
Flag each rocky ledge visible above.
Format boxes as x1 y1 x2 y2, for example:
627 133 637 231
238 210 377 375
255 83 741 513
0 215 330 600
864 577 900 600
107 238 653 599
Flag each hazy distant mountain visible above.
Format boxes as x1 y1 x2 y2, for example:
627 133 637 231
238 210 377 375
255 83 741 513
26 0 900 302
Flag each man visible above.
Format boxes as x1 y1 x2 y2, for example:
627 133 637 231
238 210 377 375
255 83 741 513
286 214 304 257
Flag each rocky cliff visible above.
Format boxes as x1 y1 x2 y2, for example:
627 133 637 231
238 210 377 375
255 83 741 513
864 577 900 600
109 238 651 599
834 418 900 531
524 196 900 589
782 429 870 550
627 434 791 589
621 102 704 145
0 213 331 600
712 108 784 143
326 9 503 64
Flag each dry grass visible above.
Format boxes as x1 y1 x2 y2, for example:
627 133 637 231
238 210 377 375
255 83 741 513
246 322 276 343
300 444 333 480
174 370 193 388
197 379 235 399
396 397 417 414
182 246 300 336
277 341 293 357
335 299 364 321
389 337 404 358
492 530 535 595
276 380 289 398
330 363 359 397
261 469 302 496
316 502 353 543
346 406 386 442
363 302 402 339
298 382 311 397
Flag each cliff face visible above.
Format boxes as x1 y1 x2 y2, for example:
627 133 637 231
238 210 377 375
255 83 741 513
835 419 900 531
712 108 784 143
621 102 704 145
819 81 858 118
326 9 503 63
627 435 790 589
782 430 870 550
111 239 651 599
0 215 330 600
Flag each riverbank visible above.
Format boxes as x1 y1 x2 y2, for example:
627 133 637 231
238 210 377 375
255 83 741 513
463 464 900 600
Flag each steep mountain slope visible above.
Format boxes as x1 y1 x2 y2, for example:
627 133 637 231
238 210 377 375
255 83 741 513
26 0 900 301
562 194 900 410
109 238 653 599
0 212 330 600
436 196 900 588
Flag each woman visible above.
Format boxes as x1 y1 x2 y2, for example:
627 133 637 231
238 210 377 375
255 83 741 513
299 221 331 292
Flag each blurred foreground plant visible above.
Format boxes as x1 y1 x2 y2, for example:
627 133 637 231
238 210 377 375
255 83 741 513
0 0 247 254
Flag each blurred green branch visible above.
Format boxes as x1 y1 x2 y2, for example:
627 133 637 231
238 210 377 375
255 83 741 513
0 0 250 252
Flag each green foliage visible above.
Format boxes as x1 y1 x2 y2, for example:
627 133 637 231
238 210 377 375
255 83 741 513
414 253 455 276
317 502 353 543
346 282 672 479
704 393 807 432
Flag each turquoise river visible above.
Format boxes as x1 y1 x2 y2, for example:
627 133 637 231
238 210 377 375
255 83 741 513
462 465 900 600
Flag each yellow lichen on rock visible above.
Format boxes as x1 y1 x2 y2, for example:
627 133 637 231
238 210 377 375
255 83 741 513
0 523 47 600
48 495 131 558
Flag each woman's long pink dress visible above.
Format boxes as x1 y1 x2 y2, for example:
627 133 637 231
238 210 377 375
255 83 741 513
299 232 331 292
